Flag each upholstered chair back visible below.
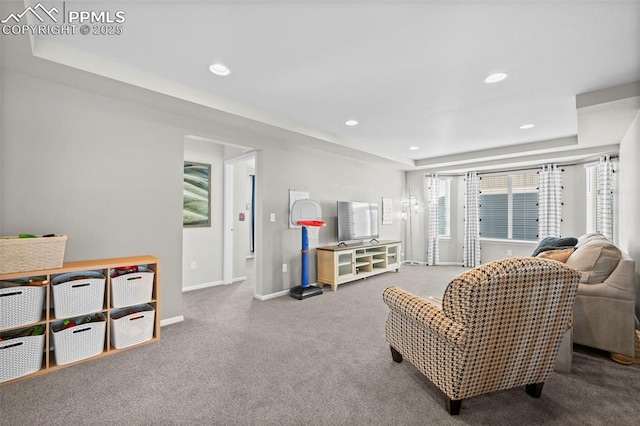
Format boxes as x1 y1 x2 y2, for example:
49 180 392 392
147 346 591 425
440 257 580 399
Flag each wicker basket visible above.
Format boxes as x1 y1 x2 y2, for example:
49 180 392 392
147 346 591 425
110 304 155 349
0 235 67 274
51 314 106 365
51 271 106 318
110 267 154 308
0 332 45 383
0 285 46 330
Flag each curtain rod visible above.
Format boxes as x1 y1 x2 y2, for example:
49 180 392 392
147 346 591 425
424 154 619 178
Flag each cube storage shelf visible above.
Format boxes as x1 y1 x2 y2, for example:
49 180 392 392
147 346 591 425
317 240 401 291
0 255 160 386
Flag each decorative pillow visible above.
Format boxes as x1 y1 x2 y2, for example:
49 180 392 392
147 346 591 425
532 236 579 257
565 239 622 283
535 245 576 255
536 248 575 263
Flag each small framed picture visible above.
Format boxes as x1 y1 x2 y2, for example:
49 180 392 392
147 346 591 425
183 161 211 227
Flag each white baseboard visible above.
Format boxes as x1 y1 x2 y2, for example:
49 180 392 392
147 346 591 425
255 289 290 300
182 276 247 292
182 280 224 292
256 282 326 300
403 261 463 266
161 316 184 327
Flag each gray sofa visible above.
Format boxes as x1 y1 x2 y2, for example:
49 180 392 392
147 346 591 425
564 233 637 358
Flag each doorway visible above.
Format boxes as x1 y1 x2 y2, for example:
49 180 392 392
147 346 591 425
224 151 259 297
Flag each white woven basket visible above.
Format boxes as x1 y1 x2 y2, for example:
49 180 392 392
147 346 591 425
110 304 155 349
0 333 45 383
51 271 106 318
0 235 67 274
110 267 154 308
51 314 106 365
0 285 46 330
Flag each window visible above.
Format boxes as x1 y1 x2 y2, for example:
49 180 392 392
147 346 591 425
479 173 539 241
437 178 450 237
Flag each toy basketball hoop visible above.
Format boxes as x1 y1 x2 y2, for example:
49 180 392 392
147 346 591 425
296 220 326 228
290 200 325 300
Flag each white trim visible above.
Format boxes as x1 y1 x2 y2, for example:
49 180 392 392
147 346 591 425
161 316 184 327
182 276 247 292
480 238 537 245
255 289 290 300
182 280 224 292
403 260 428 266
223 162 234 284
223 151 259 294
404 260 463 266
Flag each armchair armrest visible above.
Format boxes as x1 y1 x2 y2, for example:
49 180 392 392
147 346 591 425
383 286 467 349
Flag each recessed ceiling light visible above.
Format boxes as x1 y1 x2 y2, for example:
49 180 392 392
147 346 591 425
520 124 535 129
409 146 420 150
209 63 231 76
484 72 508 83
345 120 359 126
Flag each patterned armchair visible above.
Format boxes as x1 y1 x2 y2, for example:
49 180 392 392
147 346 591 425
383 257 581 415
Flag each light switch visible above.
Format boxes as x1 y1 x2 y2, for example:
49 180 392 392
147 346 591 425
270 213 276 222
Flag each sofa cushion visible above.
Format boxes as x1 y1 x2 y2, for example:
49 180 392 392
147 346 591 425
576 232 608 248
536 247 575 263
532 236 578 256
565 239 622 283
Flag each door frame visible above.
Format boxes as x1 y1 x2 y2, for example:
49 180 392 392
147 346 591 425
223 151 259 297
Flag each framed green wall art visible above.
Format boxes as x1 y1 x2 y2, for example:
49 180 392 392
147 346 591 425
183 161 211 227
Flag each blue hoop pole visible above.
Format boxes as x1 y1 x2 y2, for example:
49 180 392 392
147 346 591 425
301 226 309 288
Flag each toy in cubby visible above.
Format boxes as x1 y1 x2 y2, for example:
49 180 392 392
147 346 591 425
110 265 154 308
51 313 106 365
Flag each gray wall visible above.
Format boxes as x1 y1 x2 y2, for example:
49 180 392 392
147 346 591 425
617 110 640 318
404 171 426 262
0 30 407 319
259 145 405 294
0 54 3 231
1 71 184 321
182 138 225 289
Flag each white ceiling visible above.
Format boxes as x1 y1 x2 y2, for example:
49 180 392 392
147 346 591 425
25 0 640 169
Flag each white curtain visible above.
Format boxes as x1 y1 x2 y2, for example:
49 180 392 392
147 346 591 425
463 172 481 267
427 174 440 265
538 164 562 239
597 156 614 241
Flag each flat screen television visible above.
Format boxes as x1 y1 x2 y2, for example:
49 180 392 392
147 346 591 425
337 201 379 242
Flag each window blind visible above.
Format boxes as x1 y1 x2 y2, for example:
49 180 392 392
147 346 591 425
437 178 450 237
479 175 508 239
512 173 538 240
479 173 538 241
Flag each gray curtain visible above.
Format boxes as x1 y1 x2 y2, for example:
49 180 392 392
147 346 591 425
463 172 481 267
538 164 562 239
427 174 440 265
